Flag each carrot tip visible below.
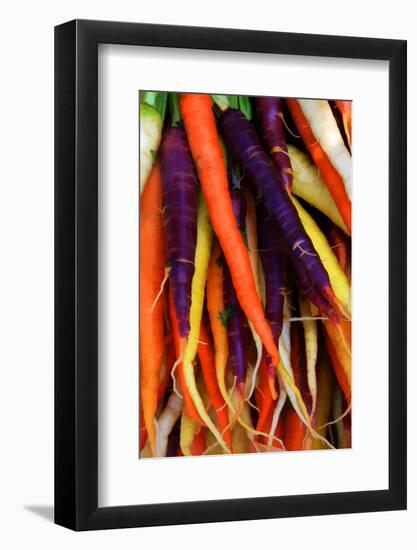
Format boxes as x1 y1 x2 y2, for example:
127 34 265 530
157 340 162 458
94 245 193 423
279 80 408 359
268 376 278 400
322 285 346 322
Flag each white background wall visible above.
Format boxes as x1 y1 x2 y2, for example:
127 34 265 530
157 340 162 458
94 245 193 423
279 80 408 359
0 1 414 547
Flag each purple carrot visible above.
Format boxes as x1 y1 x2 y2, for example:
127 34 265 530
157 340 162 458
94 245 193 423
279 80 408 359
257 200 287 349
223 189 248 393
217 107 336 309
166 417 181 457
255 97 293 192
291 317 313 415
160 125 198 337
288 254 339 323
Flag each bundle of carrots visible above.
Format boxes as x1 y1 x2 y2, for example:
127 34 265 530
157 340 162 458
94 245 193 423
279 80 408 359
139 92 352 458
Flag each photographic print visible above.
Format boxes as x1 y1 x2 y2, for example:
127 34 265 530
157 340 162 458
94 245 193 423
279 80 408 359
139 92 352 459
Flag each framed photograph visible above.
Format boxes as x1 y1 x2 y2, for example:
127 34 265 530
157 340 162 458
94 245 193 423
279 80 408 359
55 19 407 531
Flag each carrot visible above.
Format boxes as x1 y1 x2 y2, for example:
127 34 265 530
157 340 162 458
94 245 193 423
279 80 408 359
255 355 274 436
255 97 293 191
292 196 351 317
180 410 201 456
311 344 335 450
139 162 166 456
198 320 232 450
336 100 352 148
267 297 294 447
140 443 153 459
232 421 250 454
229 391 264 451
257 199 287 371
242 187 263 398
299 296 318 416
139 92 167 193
182 194 213 363
213 101 330 439
298 99 352 197
267 387 287 449
323 319 351 402
168 286 203 424
284 408 305 451
180 93 280 400
139 403 147 452
180 368 210 456
326 224 348 271
165 418 181 457
288 144 349 235
217 106 339 336
206 242 230 405
155 392 183 457
286 99 352 233
333 385 351 449
223 189 249 393
160 117 198 338
191 427 208 455
257 400 285 451
181 193 230 453
284 316 315 450
157 340 175 403
289 255 339 323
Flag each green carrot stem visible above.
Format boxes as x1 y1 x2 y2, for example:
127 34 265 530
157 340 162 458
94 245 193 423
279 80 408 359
212 94 232 111
169 93 182 126
238 96 253 120
141 91 168 120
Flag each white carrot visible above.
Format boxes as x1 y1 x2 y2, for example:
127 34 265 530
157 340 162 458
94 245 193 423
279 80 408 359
297 99 352 199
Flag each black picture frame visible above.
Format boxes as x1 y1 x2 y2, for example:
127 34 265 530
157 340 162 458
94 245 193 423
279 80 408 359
55 19 407 531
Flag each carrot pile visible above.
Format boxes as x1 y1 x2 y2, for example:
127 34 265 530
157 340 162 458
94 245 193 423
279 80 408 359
139 93 352 457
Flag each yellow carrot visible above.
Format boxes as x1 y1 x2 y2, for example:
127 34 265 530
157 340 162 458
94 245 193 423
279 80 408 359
291 195 351 316
180 411 200 456
288 145 349 235
140 442 153 459
232 422 250 454
299 296 318 416
182 193 230 453
311 348 335 450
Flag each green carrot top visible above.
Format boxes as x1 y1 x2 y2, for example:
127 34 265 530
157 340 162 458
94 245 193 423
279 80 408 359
168 93 182 126
211 94 252 120
140 91 168 120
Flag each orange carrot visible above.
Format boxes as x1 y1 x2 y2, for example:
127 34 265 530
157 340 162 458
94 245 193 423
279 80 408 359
139 162 166 456
324 316 351 404
284 409 305 451
168 286 204 425
324 329 351 403
191 427 208 455
284 323 307 450
206 242 229 403
180 93 279 399
198 320 232 450
157 335 175 403
286 99 352 233
327 224 348 271
139 403 147 451
255 355 273 436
